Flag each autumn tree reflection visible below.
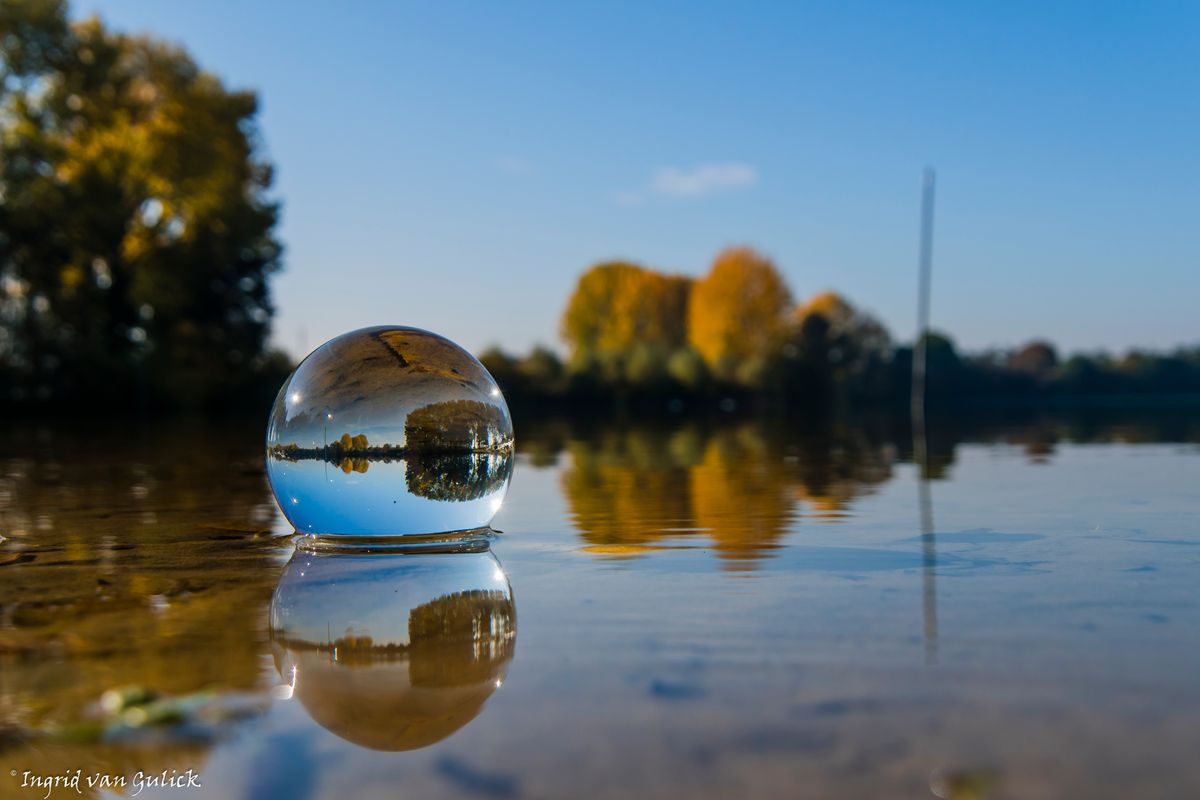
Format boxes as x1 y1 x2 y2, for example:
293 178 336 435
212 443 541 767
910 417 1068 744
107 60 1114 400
690 424 797 569
273 588 515 677
562 427 696 553
0 420 284 792
269 550 516 751
408 590 516 686
560 421 894 569
785 423 895 521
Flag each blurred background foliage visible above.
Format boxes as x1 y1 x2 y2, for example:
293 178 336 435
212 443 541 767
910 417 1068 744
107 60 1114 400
483 244 1200 413
0 0 289 413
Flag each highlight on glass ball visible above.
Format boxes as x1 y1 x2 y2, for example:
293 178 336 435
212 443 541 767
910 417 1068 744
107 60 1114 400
269 548 516 751
266 326 514 538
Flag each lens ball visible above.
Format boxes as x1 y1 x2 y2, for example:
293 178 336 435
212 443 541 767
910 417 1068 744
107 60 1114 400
266 326 514 537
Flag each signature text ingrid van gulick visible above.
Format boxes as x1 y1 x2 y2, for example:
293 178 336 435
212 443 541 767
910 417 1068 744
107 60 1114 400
9 768 201 798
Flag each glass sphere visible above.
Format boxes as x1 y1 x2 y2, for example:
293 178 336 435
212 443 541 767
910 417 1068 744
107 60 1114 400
270 548 515 751
266 326 514 537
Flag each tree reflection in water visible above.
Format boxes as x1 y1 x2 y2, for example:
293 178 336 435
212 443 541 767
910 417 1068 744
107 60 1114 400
269 549 516 751
559 420 895 569
552 410 1200 570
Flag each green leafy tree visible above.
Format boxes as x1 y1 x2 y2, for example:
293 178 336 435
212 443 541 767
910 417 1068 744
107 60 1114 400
789 291 891 399
0 0 284 409
623 342 669 389
665 347 708 391
519 345 565 389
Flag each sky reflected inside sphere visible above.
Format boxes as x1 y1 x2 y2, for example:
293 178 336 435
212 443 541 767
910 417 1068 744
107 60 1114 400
268 456 511 536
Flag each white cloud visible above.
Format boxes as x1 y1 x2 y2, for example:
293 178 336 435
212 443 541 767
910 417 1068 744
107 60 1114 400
648 162 758 198
613 162 758 205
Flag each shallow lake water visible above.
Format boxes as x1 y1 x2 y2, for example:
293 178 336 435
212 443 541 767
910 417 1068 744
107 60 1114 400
1 412 1199 799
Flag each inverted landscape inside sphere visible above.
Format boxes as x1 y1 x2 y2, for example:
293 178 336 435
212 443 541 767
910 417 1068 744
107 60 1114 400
266 327 515 533
269 550 517 750
270 399 511 461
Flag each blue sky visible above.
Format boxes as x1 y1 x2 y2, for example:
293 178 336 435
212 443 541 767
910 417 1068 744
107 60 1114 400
77 1 1199 358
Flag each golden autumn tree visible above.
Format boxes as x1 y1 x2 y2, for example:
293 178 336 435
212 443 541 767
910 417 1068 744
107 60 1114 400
687 247 793 385
560 262 691 369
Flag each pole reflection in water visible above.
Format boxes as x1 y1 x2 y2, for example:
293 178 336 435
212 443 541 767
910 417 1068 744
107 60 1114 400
912 167 939 665
269 547 516 751
917 445 938 665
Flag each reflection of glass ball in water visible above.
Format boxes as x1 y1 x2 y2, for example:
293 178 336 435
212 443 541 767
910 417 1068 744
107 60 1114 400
266 326 514 536
270 549 516 751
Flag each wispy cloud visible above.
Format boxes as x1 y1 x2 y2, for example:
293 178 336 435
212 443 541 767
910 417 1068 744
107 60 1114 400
616 162 758 205
650 162 758 197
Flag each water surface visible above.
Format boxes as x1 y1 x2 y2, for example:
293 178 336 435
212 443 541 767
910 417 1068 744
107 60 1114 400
1 413 1199 799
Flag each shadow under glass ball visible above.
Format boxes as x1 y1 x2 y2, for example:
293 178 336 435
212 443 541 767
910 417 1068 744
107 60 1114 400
269 548 516 751
266 326 514 537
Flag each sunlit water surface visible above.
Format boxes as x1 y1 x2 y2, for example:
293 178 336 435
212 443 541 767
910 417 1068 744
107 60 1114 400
1 414 1198 799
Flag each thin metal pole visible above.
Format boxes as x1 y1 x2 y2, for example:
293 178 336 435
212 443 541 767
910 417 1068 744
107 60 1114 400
912 167 938 665
912 168 936 422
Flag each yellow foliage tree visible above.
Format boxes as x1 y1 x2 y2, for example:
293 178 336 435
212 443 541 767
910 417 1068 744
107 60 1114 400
687 247 793 383
560 262 691 358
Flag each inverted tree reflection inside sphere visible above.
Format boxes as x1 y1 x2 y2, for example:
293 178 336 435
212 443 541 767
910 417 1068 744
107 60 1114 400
266 326 515 536
269 549 516 751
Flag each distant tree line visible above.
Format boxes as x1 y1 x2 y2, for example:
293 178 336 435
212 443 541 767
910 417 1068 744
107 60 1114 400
482 247 1200 412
